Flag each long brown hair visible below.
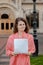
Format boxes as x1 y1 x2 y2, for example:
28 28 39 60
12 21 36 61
13 17 29 33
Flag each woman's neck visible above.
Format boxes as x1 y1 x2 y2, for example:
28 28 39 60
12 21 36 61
18 31 24 38
18 31 23 35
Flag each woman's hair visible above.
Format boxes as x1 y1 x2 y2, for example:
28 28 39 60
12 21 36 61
13 17 29 33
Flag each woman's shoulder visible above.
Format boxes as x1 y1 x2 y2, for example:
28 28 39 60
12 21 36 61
8 33 17 39
26 33 33 38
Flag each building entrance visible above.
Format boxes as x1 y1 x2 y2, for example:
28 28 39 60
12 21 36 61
0 13 14 34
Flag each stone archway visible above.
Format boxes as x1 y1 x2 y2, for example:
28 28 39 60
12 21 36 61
0 3 18 34
0 7 14 34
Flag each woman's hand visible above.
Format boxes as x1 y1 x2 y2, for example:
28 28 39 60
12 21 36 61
11 52 17 56
27 52 32 56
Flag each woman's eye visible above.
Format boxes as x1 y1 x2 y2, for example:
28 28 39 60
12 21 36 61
19 24 25 26
23 24 25 25
19 24 22 26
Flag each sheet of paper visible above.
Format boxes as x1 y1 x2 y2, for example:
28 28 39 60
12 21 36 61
14 39 28 54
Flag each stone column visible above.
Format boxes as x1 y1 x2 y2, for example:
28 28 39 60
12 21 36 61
16 0 21 9
18 0 21 10
16 0 18 7
16 0 24 18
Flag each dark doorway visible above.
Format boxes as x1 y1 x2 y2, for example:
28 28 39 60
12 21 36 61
1 14 9 19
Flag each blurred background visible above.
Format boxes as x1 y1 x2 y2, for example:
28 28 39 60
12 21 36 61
0 0 43 65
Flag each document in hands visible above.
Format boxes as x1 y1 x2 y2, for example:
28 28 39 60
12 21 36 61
14 39 28 54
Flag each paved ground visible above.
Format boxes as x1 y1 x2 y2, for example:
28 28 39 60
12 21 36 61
38 33 43 55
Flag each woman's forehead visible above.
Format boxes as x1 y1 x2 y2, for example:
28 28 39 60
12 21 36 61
18 21 25 24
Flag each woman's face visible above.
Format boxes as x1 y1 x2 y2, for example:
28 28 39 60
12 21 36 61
17 21 26 32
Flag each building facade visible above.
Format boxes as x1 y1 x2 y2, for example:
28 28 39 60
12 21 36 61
0 0 24 35
0 0 43 65
0 0 43 34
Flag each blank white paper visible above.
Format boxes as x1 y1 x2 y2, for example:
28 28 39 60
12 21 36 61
14 39 28 54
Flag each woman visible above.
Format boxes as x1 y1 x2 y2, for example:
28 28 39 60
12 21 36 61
6 17 35 65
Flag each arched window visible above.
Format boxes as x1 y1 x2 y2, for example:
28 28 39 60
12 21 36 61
1 14 9 19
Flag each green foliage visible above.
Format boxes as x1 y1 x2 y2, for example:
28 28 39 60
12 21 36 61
30 55 43 65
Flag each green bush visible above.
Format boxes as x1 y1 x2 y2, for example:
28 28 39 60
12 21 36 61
30 55 43 65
